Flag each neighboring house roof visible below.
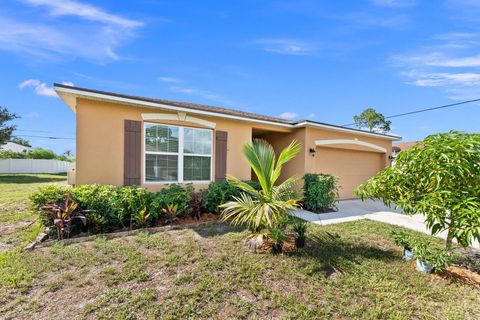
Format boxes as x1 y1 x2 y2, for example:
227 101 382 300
0 142 32 153
394 141 417 152
54 83 402 141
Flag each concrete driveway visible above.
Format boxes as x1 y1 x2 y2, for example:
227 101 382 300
294 199 479 249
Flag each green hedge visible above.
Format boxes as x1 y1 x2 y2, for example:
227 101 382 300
201 180 261 214
303 173 339 213
29 180 261 234
30 184 192 232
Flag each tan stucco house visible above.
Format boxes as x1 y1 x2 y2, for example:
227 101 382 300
55 83 401 200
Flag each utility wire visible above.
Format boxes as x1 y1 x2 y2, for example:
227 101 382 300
342 97 480 127
14 134 75 140
15 129 54 133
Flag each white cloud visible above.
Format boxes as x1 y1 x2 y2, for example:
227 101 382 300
0 1 142 61
21 0 142 28
19 79 74 97
167 85 233 106
279 112 298 119
392 32 480 99
158 76 180 83
306 113 316 118
404 72 480 87
25 111 40 118
256 38 314 55
158 77 234 105
371 0 417 8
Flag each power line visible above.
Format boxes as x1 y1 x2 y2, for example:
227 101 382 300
342 97 480 127
14 134 75 140
15 129 54 133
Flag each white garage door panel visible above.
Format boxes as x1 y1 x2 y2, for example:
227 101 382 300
315 147 384 200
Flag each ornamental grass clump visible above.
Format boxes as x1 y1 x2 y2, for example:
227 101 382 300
220 139 303 252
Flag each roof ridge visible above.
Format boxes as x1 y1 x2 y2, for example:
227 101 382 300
53 83 294 125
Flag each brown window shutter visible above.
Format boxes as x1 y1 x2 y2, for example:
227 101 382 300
215 131 228 181
124 120 142 186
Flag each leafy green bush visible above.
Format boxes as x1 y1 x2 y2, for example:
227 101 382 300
149 184 193 217
412 240 452 273
356 131 480 249
303 173 339 213
0 148 74 161
201 180 262 214
390 230 412 250
30 184 193 234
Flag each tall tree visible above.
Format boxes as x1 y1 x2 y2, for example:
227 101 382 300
0 107 18 145
353 108 391 133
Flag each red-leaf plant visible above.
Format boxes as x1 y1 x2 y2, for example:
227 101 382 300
41 193 87 239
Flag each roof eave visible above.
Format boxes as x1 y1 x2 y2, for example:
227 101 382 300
294 121 402 141
54 84 402 141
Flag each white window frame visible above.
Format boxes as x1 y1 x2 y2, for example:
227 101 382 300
143 122 213 184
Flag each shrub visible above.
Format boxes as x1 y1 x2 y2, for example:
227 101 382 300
201 180 262 214
303 173 339 213
30 185 69 210
356 131 480 249
412 240 452 273
149 184 193 217
292 221 308 239
40 193 87 239
390 231 412 250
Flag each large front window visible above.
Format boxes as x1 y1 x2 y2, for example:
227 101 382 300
144 123 212 182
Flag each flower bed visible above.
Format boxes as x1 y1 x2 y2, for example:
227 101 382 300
29 181 259 240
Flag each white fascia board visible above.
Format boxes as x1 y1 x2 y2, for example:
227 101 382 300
54 85 402 141
54 86 292 128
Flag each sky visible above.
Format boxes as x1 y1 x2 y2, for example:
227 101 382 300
1 0 480 155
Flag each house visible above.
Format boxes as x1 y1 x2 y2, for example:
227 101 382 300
0 142 32 153
391 141 417 166
54 83 401 199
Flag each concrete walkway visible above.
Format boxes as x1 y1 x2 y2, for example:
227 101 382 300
294 199 479 249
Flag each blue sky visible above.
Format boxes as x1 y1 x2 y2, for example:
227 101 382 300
1 0 480 154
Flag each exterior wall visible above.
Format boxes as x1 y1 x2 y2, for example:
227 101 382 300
259 128 307 184
305 126 392 199
74 97 394 195
305 127 392 173
75 98 290 190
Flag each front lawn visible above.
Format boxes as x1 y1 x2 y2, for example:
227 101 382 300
0 174 67 250
0 173 478 319
0 220 478 319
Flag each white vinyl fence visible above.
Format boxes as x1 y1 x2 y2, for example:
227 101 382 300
0 159 75 174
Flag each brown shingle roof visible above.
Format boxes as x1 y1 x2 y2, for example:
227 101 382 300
54 83 402 140
54 83 294 125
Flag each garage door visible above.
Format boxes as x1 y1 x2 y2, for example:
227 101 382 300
315 147 385 200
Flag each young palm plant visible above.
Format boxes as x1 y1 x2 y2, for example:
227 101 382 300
221 139 302 250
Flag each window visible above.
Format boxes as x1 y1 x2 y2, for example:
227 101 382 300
144 123 212 183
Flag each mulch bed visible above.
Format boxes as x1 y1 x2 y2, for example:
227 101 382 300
434 265 480 288
25 213 222 250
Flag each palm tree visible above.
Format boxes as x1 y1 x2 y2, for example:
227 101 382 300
221 139 302 233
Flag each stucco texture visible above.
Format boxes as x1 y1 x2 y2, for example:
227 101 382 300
75 98 393 199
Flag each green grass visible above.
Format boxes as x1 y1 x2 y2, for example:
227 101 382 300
0 173 67 249
0 173 478 319
0 221 478 319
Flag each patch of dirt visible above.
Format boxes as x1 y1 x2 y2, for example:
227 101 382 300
172 213 220 226
434 265 480 288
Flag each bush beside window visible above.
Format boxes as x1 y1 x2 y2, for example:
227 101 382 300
303 173 339 213
29 180 261 236
201 180 261 214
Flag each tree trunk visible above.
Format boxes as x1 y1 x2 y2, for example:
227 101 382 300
445 229 454 250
